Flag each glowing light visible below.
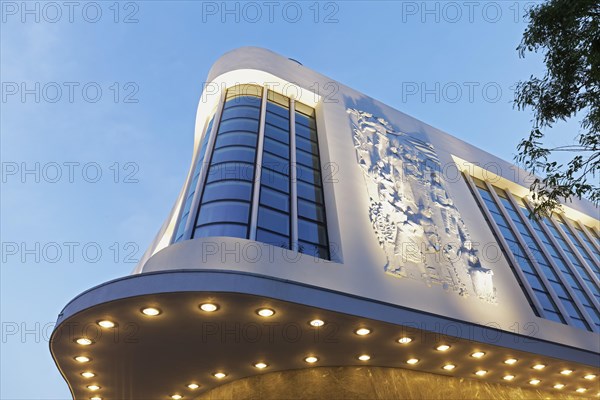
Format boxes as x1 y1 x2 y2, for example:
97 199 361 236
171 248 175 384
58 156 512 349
475 370 487 376
554 384 565 389
436 345 450 351
503 375 515 381
355 328 371 336
87 385 100 391
97 320 115 328
254 362 268 369
532 364 545 370
187 384 199 389
584 374 597 380
304 356 318 363
397 337 412 344
529 379 540 385
576 388 587 393
309 319 325 327
81 372 95 378
504 358 518 365
443 364 456 370
200 303 219 312
75 356 90 363
257 308 275 317
358 355 371 361
471 352 485 358
213 372 227 379
141 307 161 316
76 338 93 346
406 358 419 365
561 369 573 375
171 395 183 399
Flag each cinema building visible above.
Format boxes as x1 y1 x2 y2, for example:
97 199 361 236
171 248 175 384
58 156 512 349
50 47 599 399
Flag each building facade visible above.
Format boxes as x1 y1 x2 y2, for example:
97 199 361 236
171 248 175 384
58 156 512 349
50 47 599 399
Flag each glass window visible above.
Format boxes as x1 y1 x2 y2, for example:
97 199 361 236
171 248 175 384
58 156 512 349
257 228 290 248
266 102 289 118
295 113 316 129
194 224 247 239
206 162 255 183
298 240 329 259
297 181 323 204
210 146 256 165
295 123 318 142
263 137 289 159
220 105 261 120
215 131 258 148
265 123 289 144
298 198 325 223
258 207 290 236
296 165 322 186
197 201 250 226
298 218 328 245
202 181 253 203
266 112 289 130
260 187 290 212
262 151 290 175
218 118 260 133
296 135 319 154
261 169 289 193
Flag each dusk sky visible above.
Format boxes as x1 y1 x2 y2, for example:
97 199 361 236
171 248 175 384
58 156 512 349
1 1 583 398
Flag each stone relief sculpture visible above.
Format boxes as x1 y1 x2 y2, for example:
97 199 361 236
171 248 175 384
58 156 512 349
348 108 496 304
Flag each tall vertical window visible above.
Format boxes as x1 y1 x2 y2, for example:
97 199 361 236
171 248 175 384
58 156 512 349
543 219 600 305
556 216 600 280
183 85 330 260
295 102 329 259
174 116 214 242
193 85 262 239
465 175 599 332
256 91 292 249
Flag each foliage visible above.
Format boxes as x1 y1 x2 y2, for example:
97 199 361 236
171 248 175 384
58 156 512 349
514 0 599 217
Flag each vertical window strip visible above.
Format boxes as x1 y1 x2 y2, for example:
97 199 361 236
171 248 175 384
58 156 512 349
463 174 543 318
543 218 600 305
557 216 600 280
186 84 331 261
295 103 330 260
484 183 569 325
173 116 214 243
255 91 292 249
572 220 600 263
248 86 268 241
522 203 600 331
193 86 263 240
500 192 592 331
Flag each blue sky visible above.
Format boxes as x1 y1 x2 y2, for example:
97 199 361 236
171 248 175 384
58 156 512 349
0 1 581 398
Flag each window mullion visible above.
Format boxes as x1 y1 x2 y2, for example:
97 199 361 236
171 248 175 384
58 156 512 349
290 98 299 251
